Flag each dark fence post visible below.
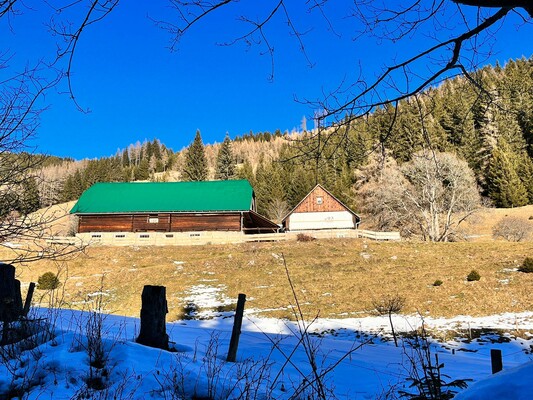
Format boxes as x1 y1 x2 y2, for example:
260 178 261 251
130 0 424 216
23 282 36 317
0 263 23 345
227 293 246 362
136 285 169 350
491 349 503 374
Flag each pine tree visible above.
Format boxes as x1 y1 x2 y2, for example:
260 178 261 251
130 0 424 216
183 130 208 181
18 177 41 214
516 152 533 203
135 158 150 181
121 149 130 167
254 161 287 220
235 160 255 186
215 134 235 180
487 140 529 207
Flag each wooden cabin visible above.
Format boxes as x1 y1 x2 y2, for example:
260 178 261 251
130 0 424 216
70 180 279 234
282 184 360 231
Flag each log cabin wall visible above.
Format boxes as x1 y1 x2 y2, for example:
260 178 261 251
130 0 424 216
169 213 241 231
133 214 171 232
78 215 134 233
78 213 242 233
293 186 346 213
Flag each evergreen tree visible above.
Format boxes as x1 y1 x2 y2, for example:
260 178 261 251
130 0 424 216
183 130 208 181
487 140 529 207
135 158 150 181
121 149 130 167
215 134 235 180
235 160 255 186
516 152 533 203
287 164 314 208
18 177 40 214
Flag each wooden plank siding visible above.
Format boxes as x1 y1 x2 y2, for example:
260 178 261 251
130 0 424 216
78 213 243 233
133 214 171 232
169 213 241 231
78 215 134 233
283 184 360 231
293 186 346 213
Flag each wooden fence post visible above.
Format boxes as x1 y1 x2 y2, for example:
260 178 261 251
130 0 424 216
0 263 24 345
23 282 36 317
227 293 246 362
136 285 169 350
491 349 503 374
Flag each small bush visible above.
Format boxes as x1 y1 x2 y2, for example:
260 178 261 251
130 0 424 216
467 270 480 282
518 257 533 273
296 233 316 242
37 272 60 290
492 217 533 242
433 279 443 287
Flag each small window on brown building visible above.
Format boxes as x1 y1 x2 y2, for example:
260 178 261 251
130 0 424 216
316 196 323 205
148 216 159 223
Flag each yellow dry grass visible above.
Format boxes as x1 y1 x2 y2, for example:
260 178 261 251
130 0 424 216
461 204 533 239
7 239 533 321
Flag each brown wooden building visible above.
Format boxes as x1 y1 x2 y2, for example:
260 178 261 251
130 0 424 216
70 180 279 234
282 184 360 231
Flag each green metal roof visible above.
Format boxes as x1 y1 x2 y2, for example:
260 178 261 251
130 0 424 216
70 180 254 214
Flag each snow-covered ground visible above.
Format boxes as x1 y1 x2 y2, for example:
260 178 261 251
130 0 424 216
1 308 532 399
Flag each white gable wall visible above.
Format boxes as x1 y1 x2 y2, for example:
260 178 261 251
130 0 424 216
287 211 355 231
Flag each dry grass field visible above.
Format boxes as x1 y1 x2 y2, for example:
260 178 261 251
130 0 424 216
7 239 533 321
3 203 533 321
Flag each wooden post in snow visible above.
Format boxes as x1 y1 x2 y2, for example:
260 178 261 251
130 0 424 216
23 282 36 317
227 293 246 362
491 349 503 374
0 263 23 345
136 285 169 350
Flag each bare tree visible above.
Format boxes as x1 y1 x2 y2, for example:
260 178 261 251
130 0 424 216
372 294 405 347
0 2 108 262
157 1 531 128
360 150 480 241
492 216 533 242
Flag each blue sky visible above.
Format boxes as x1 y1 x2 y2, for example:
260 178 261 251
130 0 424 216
2 2 532 159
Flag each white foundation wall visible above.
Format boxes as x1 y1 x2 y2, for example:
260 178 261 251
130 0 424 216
287 211 355 231
76 231 246 246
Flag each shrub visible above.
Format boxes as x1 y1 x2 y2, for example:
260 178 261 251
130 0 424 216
296 233 316 242
433 279 443 287
37 272 60 290
466 270 480 282
492 217 533 242
518 257 533 273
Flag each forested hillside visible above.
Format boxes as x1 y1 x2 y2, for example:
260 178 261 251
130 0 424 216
26 58 533 232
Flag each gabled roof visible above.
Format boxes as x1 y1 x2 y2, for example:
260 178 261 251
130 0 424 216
281 184 360 222
70 180 254 214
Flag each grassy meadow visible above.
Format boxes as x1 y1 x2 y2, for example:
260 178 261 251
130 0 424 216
7 239 533 321
2 203 532 321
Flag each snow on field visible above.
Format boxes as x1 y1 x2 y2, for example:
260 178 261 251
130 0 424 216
1 308 532 399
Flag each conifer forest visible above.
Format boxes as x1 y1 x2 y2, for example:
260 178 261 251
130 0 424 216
28 58 533 238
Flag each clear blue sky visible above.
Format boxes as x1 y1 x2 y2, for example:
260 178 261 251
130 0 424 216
2 2 532 159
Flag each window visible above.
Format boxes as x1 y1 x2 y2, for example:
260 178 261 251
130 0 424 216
140 234 150 239
91 234 101 238
115 234 125 238
189 233 201 237
165 234 174 238
148 216 159 223
316 196 323 205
